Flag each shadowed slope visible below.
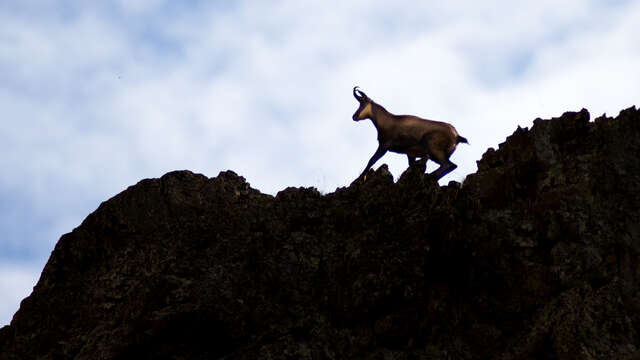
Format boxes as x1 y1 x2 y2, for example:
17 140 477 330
1 107 639 359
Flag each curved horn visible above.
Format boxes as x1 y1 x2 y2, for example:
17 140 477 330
353 86 366 101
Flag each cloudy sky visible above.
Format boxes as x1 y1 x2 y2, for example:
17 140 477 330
1 0 639 326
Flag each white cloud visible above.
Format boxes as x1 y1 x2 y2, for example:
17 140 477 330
115 0 165 14
0 263 41 326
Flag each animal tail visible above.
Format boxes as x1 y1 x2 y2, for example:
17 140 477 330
457 135 469 144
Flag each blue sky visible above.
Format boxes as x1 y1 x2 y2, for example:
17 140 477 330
1 1 639 326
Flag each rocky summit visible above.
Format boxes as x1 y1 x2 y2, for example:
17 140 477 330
1 107 640 360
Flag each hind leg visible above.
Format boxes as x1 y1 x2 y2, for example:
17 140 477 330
431 160 457 180
426 145 457 180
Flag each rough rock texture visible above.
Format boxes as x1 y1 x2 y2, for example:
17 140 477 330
1 107 639 359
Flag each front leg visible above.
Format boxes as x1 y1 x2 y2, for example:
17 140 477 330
408 155 428 168
356 145 387 181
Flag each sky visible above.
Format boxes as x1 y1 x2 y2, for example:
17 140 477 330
1 0 639 326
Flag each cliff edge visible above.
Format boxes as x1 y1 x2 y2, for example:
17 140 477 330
1 108 639 359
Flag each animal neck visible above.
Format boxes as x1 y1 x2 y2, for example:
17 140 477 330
370 102 394 130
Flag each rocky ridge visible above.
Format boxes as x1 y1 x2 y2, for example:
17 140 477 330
1 107 639 359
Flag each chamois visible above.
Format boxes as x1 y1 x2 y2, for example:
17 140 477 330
352 86 468 181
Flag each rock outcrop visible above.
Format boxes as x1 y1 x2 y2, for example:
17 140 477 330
1 107 639 359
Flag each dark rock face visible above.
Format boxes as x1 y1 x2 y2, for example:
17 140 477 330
1 107 639 359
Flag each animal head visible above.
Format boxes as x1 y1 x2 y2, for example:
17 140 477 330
352 86 374 121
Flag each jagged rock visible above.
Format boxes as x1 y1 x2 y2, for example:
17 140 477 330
1 107 639 359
